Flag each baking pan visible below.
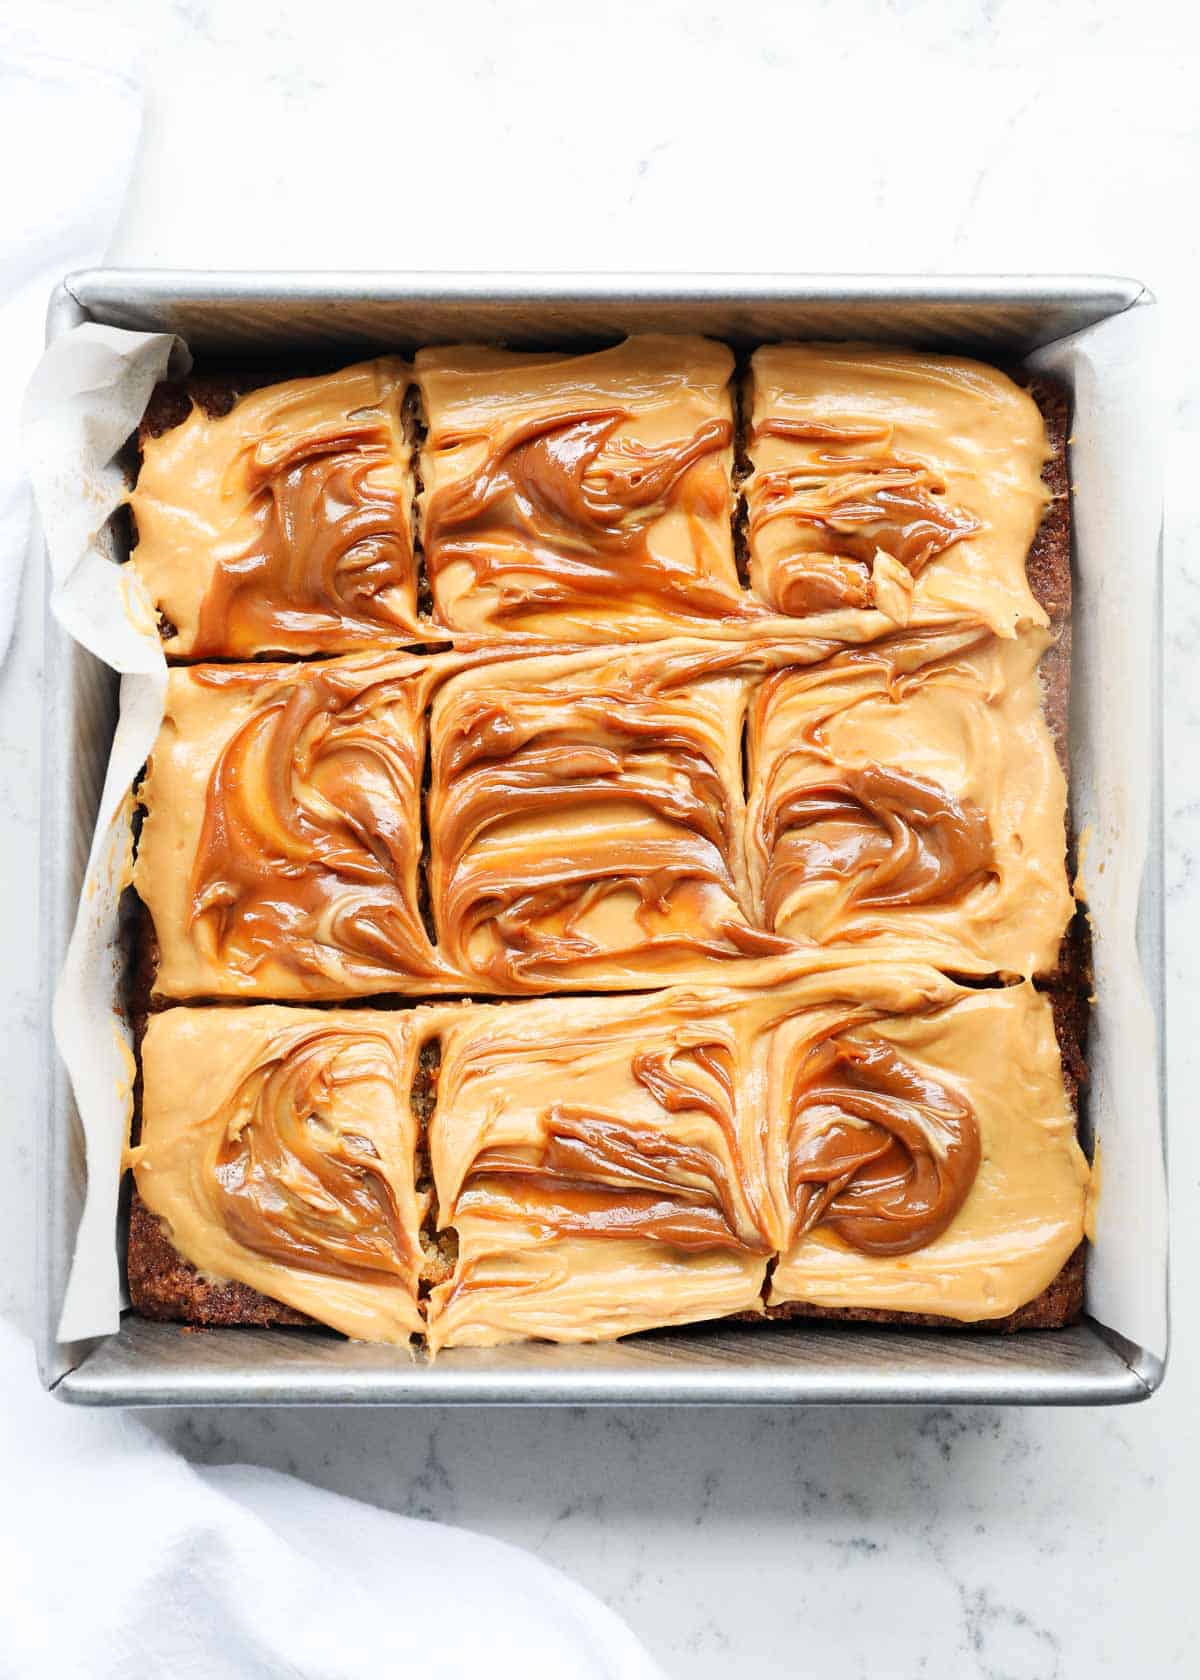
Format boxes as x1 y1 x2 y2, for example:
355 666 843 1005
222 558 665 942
37 271 1165 1406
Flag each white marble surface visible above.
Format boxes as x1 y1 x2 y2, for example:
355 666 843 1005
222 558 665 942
3 0 1198 1673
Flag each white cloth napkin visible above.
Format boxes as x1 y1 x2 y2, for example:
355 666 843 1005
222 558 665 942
0 7 141 659
3 18 662 1677
0 1324 663 1680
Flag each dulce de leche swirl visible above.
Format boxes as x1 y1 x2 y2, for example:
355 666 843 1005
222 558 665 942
766 979 1090 1322
749 416 982 615
786 1032 980 1257
416 336 752 639
188 660 440 987
426 988 779 1349
746 627 1071 978
135 653 465 1000
745 344 1052 639
762 763 996 923
129 360 420 658
132 1007 427 1342
427 647 789 989
130 972 1089 1344
209 1026 417 1282
461 1041 771 1255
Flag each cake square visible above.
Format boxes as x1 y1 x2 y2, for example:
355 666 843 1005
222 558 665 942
763 980 1089 1322
134 653 447 999
130 1006 429 1343
425 989 775 1349
744 344 1053 638
129 359 420 657
416 335 751 639
744 625 1073 978
426 644 788 990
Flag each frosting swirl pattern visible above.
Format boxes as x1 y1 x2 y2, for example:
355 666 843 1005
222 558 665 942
746 344 1052 639
136 653 455 999
785 1031 980 1256
129 972 1088 1344
416 336 749 639
762 763 996 922
426 989 776 1349
746 628 1071 977
209 1026 417 1282
132 1007 427 1342
459 1040 770 1255
130 360 419 657
427 647 788 989
765 980 1090 1321
749 416 982 615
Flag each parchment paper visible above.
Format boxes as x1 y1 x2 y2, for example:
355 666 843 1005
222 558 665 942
24 312 1168 1359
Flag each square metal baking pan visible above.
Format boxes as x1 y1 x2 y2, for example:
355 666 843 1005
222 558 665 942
37 271 1165 1406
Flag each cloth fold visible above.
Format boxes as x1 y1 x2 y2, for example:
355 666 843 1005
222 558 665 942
0 1323 663 1680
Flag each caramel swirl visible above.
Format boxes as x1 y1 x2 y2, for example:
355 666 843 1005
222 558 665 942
196 419 411 654
431 682 786 986
189 663 438 986
423 407 750 625
787 1033 980 1255
208 1026 415 1283
456 1042 769 1255
762 762 995 927
128 362 418 657
749 417 981 615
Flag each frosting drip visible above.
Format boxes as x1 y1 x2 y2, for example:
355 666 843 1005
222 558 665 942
188 662 438 985
786 1031 980 1256
749 417 981 615
209 1026 415 1282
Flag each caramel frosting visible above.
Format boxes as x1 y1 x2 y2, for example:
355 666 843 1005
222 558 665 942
745 625 1072 977
137 631 1052 1001
135 652 457 999
427 642 796 990
416 335 754 640
128 966 1086 1346
129 359 420 657
745 344 1052 640
131 1006 426 1342
766 981 1089 1320
425 989 776 1349
139 639 859 1002
424 962 1088 1347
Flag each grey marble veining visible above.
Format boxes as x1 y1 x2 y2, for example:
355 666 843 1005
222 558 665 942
3 0 1198 1673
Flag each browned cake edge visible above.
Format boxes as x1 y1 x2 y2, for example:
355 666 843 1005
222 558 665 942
761 1244 1085 1335
1026 376 1091 993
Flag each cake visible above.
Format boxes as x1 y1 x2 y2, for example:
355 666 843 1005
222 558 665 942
130 1005 430 1342
132 650 447 1000
742 343 1052 637
129 360 419 657
124 339 1088 1347
743 624 1073 977
415 335 753 641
